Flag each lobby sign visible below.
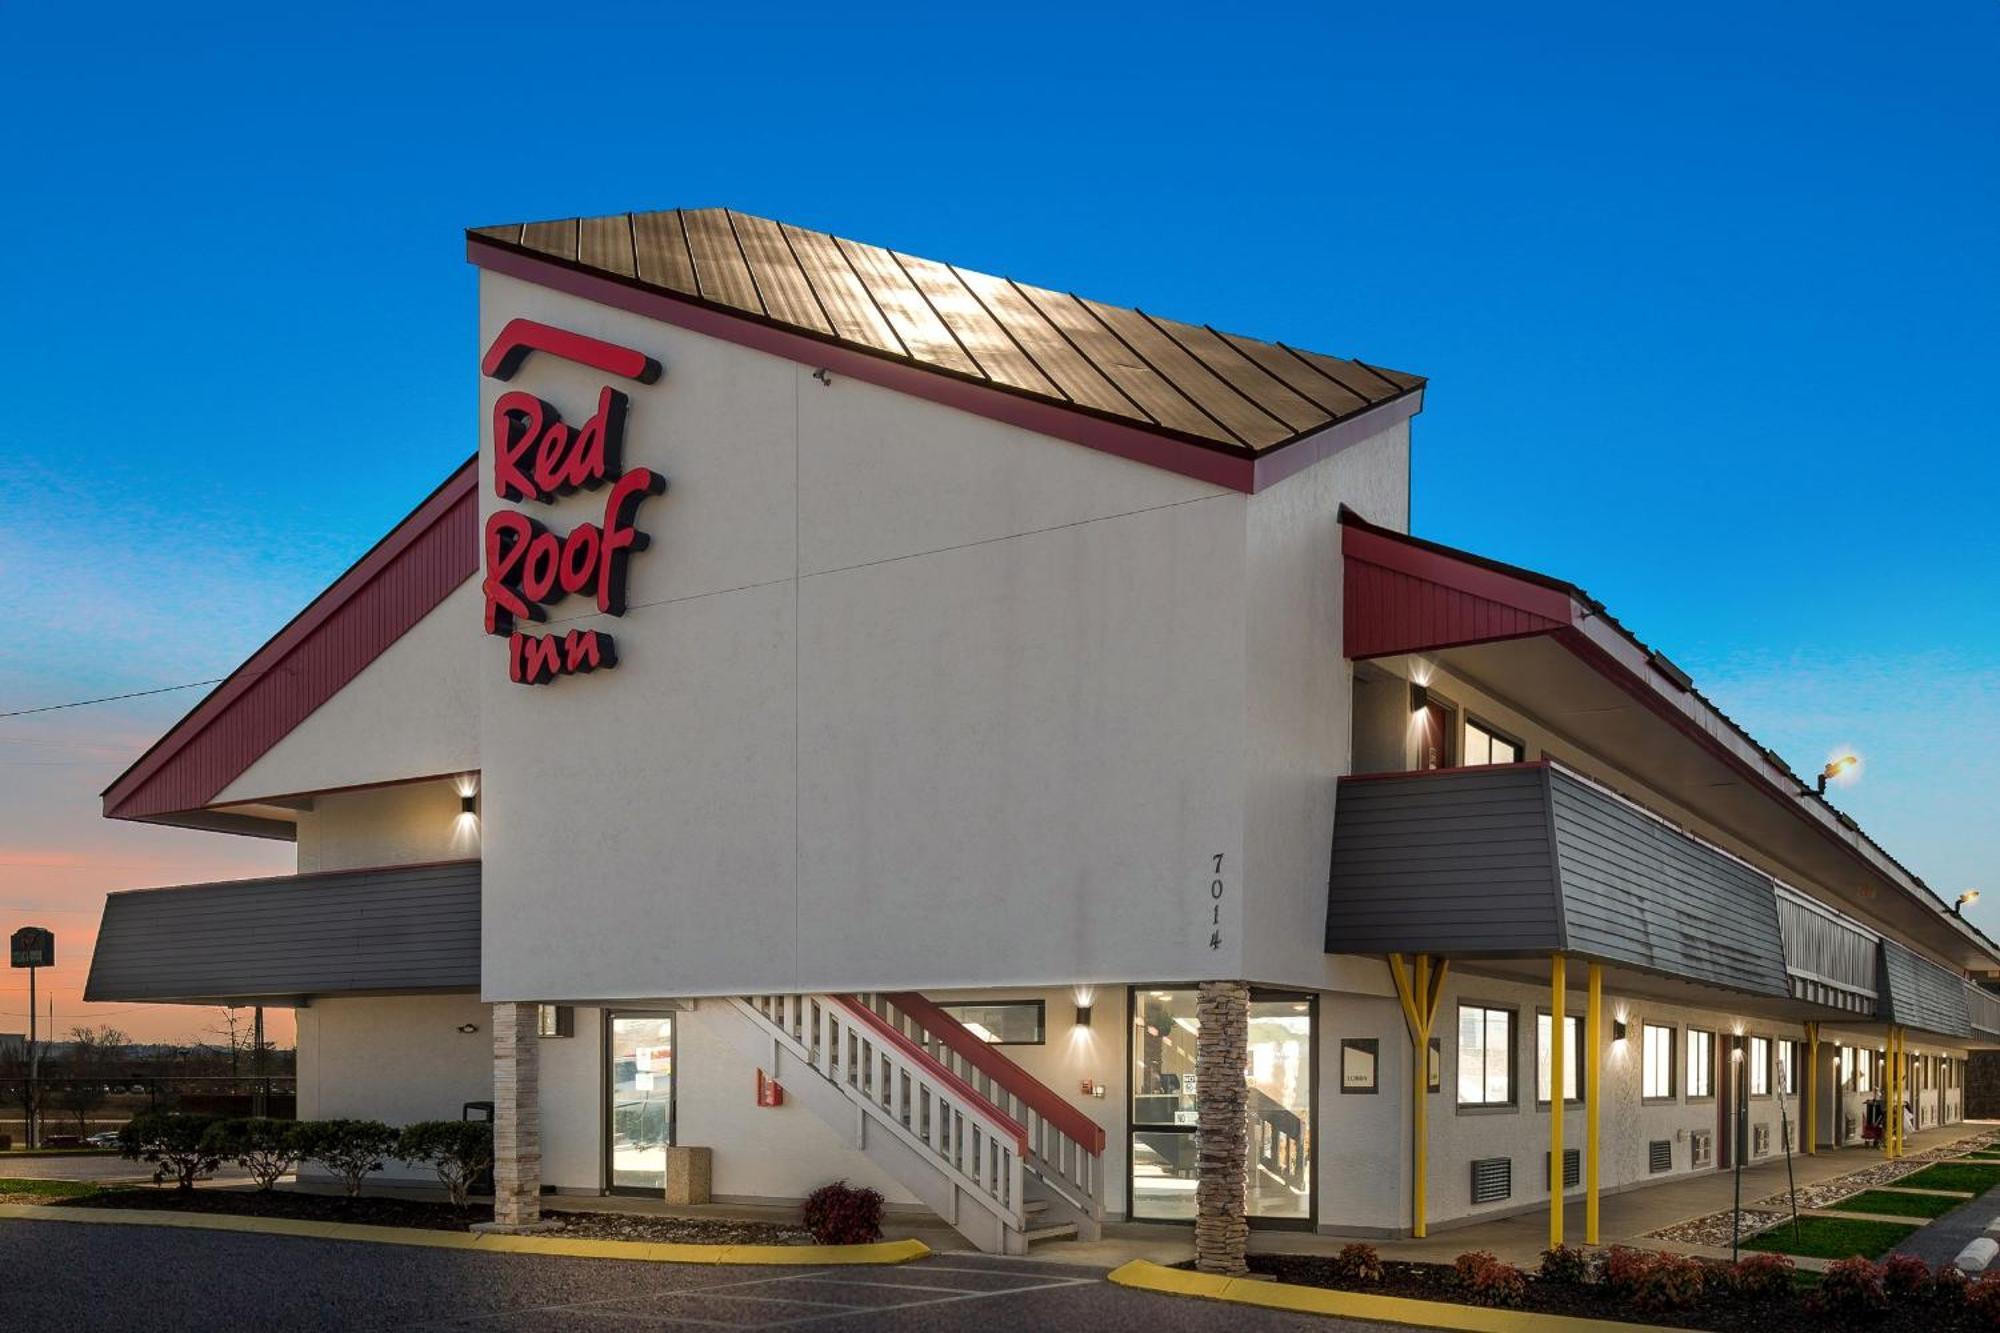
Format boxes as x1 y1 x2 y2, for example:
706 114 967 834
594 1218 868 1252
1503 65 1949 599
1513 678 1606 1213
9 926 54 969
479 319 666 685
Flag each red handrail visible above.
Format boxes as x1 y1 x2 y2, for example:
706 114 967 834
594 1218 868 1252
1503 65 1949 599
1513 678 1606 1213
827 996 1029 1153
879 992 1108 1154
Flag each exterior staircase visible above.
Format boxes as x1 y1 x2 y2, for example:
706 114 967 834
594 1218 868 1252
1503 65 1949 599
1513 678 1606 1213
717 991 1106 1254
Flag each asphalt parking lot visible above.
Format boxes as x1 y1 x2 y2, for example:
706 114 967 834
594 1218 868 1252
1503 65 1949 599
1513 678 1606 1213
0 1218 1384 1331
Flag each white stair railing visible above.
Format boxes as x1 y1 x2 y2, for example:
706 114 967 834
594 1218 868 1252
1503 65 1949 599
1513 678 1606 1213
862 992 1105 1236
732 993 1028 1243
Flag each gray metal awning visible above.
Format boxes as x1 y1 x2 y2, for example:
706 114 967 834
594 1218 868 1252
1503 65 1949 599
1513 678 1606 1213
1325 763 1791 998
85 860 480 1004
1879 940 1972 1038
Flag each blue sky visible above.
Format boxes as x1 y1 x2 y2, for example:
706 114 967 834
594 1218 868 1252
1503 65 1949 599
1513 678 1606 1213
1 3 1996 1036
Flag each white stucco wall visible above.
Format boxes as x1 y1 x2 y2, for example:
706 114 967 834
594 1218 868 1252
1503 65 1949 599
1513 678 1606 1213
293 778 474 872
472 274 1408 1003
295 993 491 1182
216 581 482 806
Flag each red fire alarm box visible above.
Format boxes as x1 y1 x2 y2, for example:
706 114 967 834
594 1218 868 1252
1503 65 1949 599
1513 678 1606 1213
756 1069 784 1107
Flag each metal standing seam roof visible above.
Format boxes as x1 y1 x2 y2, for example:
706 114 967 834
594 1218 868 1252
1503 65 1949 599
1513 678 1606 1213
469 208 1424 459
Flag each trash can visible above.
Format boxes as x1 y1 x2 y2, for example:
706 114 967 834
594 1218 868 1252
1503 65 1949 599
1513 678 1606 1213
463 1101 495 1196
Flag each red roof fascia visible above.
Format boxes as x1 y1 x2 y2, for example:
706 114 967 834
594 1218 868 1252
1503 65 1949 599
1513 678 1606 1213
102 458 480 822
1341 513 1577 660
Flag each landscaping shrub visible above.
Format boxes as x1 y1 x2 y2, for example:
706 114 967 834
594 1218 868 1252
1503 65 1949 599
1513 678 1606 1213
290 1119 400 1199
1538 1244 1590 1286
1729 1252 1795 1303
801 1180 884 1245
117 1112 222 1190
1933 1262 1971 1311
1452 1251 1526 1307
1631 1252 1707 1312
1812 1256 1888 1319
1328 1242 1383 1285
201 1118 301 1192
1966 1272 2000 1330
1599 1245 1655 1295
1881 1252 1933 1301
397 1121 494 1209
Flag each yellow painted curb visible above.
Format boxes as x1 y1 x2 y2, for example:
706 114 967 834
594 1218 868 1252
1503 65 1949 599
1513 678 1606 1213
0 1204 929 1266
1107 1259 1653 1333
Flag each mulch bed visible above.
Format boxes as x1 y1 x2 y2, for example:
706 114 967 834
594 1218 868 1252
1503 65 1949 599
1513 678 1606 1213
1241 1255 1953 1332
51 1188 815 1244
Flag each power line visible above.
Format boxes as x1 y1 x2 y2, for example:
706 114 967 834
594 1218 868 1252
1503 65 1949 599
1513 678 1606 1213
0 678 227 720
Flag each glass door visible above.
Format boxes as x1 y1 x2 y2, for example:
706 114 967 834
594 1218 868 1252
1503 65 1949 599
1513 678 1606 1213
606 1013 675 1192
1128 988 1316 1226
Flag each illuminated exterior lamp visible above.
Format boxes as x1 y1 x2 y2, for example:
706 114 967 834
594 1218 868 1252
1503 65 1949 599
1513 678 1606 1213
461 792 479 817
1956 890 1981 917
1815 754 1859 795
1410 682 1430 715
1612 1019 1628 1042
1075 1002 1093 1027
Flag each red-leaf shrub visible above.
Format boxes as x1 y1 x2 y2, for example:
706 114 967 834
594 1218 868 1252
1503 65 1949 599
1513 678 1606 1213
1933 1262 1971 1311
1539 1244 1591 1286
1329 1242 1383 1284
1881 1253 1933 1301
1599 1245 1655 1295
801 1180 885 1245
1452 1251 1526 1307
1812 1257 1887 1320
1730 1252 1795 1303
1965 1271 2000 1329
1631 1252 1707 1312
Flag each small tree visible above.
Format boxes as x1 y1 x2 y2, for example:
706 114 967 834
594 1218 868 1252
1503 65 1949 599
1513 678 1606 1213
57 1025 129 1135
398 1121 494 1208
203 1117 301 1191
292 1119 399 1198
119 1112 222 1190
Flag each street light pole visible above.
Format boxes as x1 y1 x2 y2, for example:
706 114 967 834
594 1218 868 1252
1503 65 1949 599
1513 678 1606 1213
26 961 37 1150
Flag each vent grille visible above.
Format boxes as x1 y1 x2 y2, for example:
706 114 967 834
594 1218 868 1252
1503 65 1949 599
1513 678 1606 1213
1753 1123 1771 1156
1649 1140 1672 1173
1471 1157 1512 1204
1546 1147 1581 1190
1691 1130 1714 1168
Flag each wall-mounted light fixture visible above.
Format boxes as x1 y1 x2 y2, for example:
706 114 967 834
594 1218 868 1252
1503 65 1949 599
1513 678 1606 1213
1410 682 1431 715
1613 1019 1629 1042
1072 984 1095 1028
1956 890 1982 917
1075 1003 1093 1027
1815 754 1859 795
461 792 479 816
456 1023 480 1034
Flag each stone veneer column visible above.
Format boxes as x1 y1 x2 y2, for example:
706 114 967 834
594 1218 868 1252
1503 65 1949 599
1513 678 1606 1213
492 1001 543 1229
1194 980 1250 1276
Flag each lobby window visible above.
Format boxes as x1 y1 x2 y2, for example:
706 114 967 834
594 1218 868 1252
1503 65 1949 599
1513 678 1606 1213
1856 1050 1873 1093
1536 1012 1584 1105
1464 716 1525 767
939 1000 1045 1046
1687 1029 1714 1099
1839 1045 1854 1089
1776 1040 1797 1096
1642 1023 1675 1099
1457 1004 1514 1107
1748 1036 1770 1096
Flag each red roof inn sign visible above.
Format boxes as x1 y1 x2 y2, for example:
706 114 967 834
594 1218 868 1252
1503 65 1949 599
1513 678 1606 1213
10 927 54 969
480 320 667 685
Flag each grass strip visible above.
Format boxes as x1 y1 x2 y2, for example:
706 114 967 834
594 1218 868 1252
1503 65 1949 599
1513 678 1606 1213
1822 1188 1964 1219
1895 1162 2000 1194
1741 1214 1917 1259
0 1178 99 1198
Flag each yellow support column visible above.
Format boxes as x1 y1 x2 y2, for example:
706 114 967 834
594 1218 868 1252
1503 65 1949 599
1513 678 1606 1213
1388 953 1451 1239
1881 1034 1895 1159
1550 954 1566 1251
1804 1023 1819 1156
1585 963 1602 1245
1895 1029 1906 1157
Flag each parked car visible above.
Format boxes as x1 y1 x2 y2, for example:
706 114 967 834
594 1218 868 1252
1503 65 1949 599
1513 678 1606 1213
85 1131 121 1148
